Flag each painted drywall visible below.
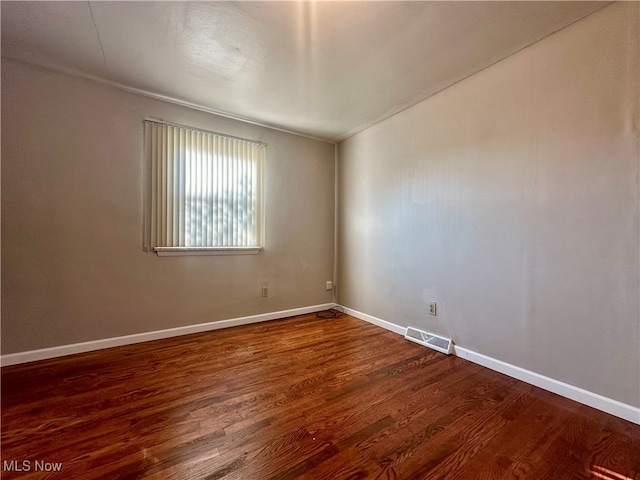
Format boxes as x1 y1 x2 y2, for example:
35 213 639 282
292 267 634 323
338 2 640 407
1 59 335 354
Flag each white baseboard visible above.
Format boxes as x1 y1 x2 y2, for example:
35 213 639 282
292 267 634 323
1 303 335 367
340 306 406 335
340 305 640 425
454 347 640 425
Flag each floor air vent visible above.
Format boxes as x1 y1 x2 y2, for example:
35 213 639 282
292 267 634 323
404 327 453 355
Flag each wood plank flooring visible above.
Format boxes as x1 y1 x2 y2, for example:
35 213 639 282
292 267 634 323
2 313 639 479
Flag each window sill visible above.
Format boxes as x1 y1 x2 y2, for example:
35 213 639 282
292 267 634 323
153 247 263 256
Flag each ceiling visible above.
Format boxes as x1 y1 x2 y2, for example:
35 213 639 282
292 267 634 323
1 1 608 142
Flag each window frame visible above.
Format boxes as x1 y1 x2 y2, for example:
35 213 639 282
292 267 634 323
143 118 266 256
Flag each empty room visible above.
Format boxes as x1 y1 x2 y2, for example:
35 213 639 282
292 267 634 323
1 1 639 479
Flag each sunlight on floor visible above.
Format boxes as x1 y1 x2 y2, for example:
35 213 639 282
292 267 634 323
591 465 633 480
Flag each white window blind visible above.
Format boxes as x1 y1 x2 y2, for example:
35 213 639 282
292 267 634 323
144 120 265 255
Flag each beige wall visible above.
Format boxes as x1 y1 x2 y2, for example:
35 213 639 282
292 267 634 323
1 59 335 354
338 2 640 407
2 2 638 409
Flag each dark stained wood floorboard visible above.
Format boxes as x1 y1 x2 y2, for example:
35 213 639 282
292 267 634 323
1 313 639 479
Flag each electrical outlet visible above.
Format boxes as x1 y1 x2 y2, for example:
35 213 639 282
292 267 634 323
429 302 437 316
261 286 268 297
325 281 333 291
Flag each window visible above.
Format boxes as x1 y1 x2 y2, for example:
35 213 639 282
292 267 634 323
143 119 265 256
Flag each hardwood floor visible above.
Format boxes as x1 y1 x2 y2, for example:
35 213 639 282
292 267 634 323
2 313 639 479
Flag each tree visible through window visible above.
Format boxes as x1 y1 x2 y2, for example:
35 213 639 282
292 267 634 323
144 120 265 255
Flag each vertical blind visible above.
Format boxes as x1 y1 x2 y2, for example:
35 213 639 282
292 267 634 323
144 120 265 249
